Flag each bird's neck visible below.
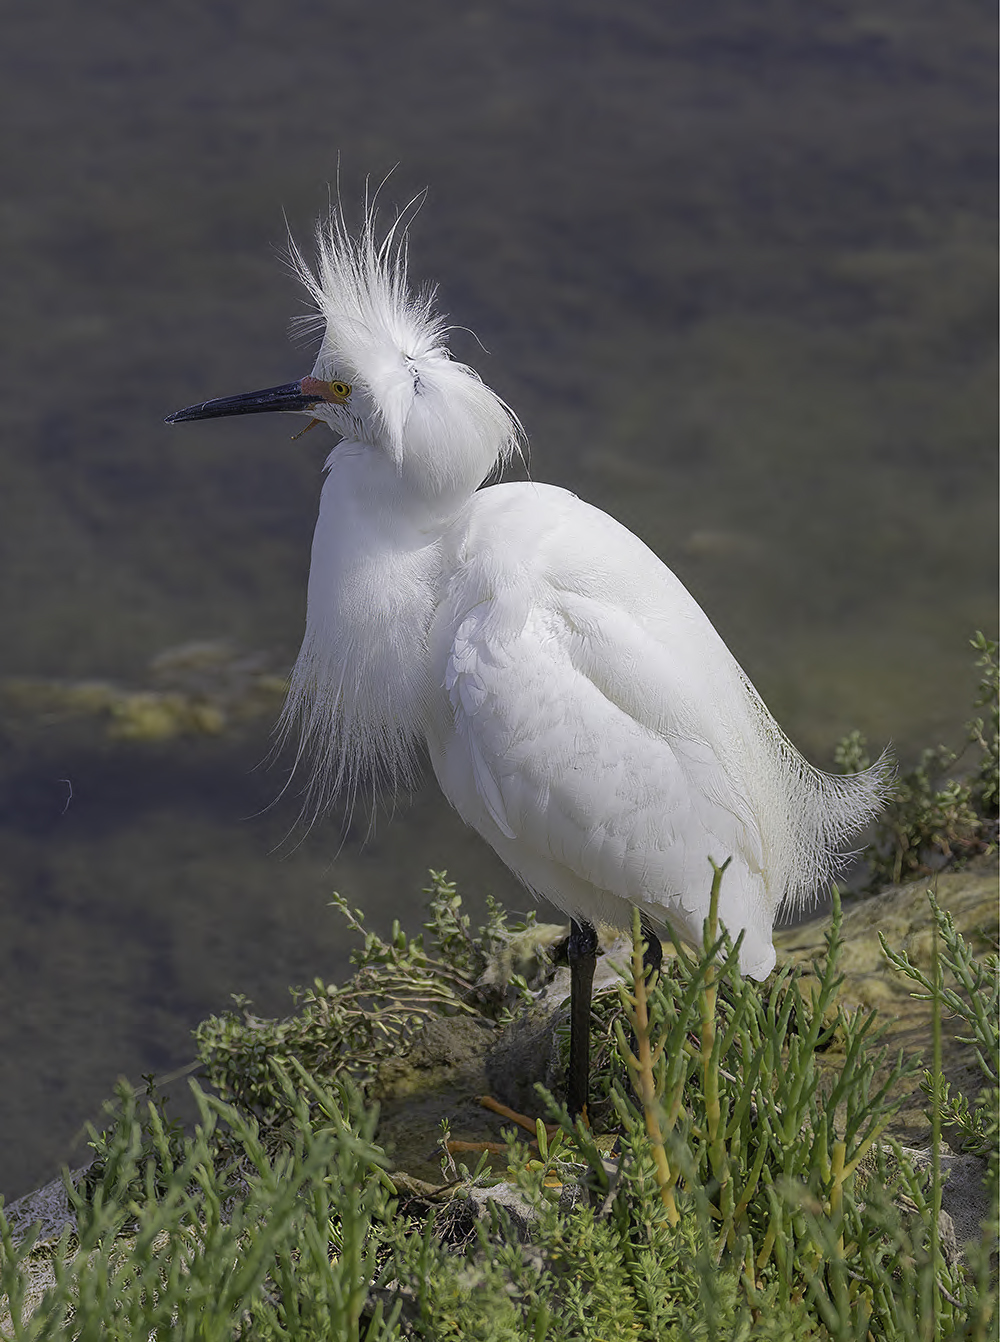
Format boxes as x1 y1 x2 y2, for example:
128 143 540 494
282 444 448 809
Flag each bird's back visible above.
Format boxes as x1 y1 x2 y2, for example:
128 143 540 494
427 481 891 978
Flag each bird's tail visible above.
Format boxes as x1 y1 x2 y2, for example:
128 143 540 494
742 680 895 916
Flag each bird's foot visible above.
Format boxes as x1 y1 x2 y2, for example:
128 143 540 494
478 1094 562 1140
442 1096 561 1159
444 1139 510 1156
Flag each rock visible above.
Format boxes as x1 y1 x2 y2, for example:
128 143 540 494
0 1169 87 1337
373 1015 501 1185
854 1141 993 1265
3 1169 83 1247
896 1146 994 1255
774 853 998 1147
374 1014 496 1101
445 1181 539 1244
484 999 564 1117
437 1175 589 1248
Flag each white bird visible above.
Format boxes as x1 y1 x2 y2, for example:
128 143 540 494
167 203 892 1114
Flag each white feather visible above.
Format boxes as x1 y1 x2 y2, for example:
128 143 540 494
279 208 892 975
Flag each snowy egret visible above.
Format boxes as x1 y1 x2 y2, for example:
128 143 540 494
167 204 891 1115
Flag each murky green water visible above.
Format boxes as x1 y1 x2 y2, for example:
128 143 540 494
0 2 995 1200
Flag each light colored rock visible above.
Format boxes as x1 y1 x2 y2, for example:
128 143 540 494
0 1170 85 1335
438 1175 588 1248
3 1170 81 1247
896 1145 994 1253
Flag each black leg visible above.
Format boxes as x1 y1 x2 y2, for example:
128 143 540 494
640 913 663 979
567 918 598 1118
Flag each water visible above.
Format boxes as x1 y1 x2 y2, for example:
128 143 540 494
0 1 995 1200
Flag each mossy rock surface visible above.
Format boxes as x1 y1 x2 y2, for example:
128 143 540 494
775 852 998 1146
373 1016 503 1184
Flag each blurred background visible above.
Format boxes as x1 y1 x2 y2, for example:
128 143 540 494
0 0 995 1200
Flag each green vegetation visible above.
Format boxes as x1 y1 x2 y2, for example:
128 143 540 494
881 894 999 1174
2 867 996 1338
836 632 999 886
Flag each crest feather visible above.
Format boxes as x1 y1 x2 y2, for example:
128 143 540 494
289 200 524 480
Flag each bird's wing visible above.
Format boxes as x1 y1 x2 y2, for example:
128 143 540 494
438 586 767 931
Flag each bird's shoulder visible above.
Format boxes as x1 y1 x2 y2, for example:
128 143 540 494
437 482 741 705
444 481 705 628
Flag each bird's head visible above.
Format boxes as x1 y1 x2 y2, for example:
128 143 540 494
167 203 523 512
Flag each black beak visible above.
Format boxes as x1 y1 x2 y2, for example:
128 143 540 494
165 380 318 424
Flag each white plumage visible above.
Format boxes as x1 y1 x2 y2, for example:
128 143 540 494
172 204 892 983
275 207 891 981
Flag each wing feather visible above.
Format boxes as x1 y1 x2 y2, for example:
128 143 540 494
440 594 768 940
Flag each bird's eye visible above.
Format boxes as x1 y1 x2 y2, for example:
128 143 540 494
330 381 351 399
